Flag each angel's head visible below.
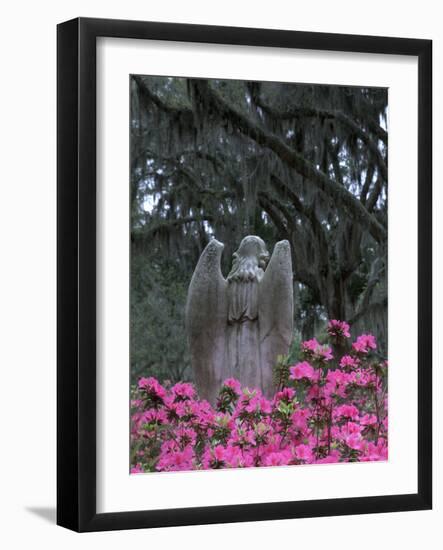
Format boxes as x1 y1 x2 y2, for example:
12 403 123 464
227 236 270 282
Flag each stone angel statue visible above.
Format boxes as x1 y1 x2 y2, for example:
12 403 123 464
185 236 293 403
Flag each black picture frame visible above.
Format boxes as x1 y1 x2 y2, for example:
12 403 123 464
57 17 432 532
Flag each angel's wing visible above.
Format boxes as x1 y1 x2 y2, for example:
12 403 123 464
185 239 228 402
258 240 294 394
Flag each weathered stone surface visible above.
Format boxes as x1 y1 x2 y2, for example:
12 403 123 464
186 236 293 402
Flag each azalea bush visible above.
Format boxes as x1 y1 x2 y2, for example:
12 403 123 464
131 320 388 473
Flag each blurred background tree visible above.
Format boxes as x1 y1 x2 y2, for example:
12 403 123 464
130 75 387 384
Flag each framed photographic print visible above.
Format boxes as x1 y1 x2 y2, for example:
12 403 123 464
57 17 432 532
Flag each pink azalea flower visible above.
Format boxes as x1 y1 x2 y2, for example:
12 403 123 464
340 355 359 369
345 432 363 450
202 445 227 468
274 387 296 403
243 394 272 414
315 450 341 464
333 404 360 421
301 338 333 362
175 426 197 446
316 345 333 362
291 408 310 431
352 334 377 354
171 382 195 400
294 443 314 462
138 376 166 401
327 320 351 338
224 445 254 468
157 445 195 472
360 413 378 427
229 427 256 447
222 378 242 395
263 450 292 467
341 421 363 435
361 440 388 461
289 361 316 381
305 384 321 402
301 338 320 353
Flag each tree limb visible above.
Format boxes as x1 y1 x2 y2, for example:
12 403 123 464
192 81 387 244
